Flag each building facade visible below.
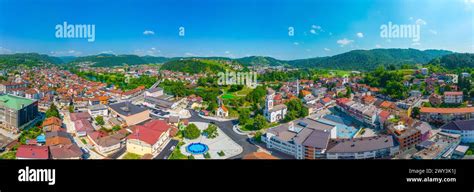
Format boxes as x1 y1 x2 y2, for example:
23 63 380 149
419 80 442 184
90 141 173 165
0 94 40 131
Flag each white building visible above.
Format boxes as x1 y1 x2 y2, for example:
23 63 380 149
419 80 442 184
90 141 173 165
441 120 474 143
145 87 164 97
444 92 463 104
263 88 287 123
87 104 109 118
262 118 336 159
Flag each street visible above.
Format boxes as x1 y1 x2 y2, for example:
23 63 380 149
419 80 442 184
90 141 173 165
154 139 179 159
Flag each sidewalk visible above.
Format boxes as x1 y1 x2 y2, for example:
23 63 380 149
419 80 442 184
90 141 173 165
198 114 236 122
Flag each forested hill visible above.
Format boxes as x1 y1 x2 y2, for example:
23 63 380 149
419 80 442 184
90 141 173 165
287 49 453 71
427 53 474 69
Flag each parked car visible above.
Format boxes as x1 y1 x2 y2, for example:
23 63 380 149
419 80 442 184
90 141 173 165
80 147 90 154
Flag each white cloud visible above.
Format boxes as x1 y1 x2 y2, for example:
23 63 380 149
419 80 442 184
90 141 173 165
375 44 382 48
409 17 414 21
143 30 155 35
99 50 116 55
224 51 231 54
415 19 427 25
356 32 364 38
429 29 438 35
0 47 13 54
309 25 323 35
134 48 160 56
336 38 354 47
293 42 300 45
324 48 331 51
411 42 421 46
185 52 197 56
50 50 82 56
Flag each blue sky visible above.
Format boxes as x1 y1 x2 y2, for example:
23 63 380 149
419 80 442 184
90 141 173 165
0 0 473 59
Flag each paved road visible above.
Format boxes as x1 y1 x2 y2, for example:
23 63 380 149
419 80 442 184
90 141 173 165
186 110 258 159
107 146 127 159
154 139 179 159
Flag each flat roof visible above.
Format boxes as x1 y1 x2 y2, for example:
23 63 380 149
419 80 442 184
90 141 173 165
0 94 35 110
109 102 148 116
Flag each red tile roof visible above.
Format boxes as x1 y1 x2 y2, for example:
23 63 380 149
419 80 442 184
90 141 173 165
16 145 49 159
420 107 474 114
128 120 170 145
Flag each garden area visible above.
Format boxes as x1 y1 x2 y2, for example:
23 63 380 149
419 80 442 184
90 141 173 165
122 153 142 159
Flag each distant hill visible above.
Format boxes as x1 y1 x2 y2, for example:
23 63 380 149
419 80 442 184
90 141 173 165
160 59 230 74
236 56 289 66
70 54 150 67
0 53 63 69
288 49 453 71
0 48 458 70
428 53 474 69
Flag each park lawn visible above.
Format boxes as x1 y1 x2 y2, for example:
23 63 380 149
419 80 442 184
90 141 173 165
466 144 474 156
169 149 187 159
123 153 142 159
234 86 253 96
221 93 236 99
0 151 17 159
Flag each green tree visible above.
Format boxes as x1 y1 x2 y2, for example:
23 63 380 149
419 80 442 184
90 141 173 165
254 114 268 130
112 125 121 132
68 105 75 113
183 123 201 139
411 107 420 118
203 124 219 139
238 109 250 125
45 103 60 118
284 99 309 122
95 116 105 126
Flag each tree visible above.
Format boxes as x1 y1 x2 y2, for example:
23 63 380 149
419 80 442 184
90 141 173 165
253 131 263 142
203 124 219 139
68 105 75 113
112 125 121 132
95 116 105 126
254 114 267 130
183 123 201 139
345 86 352 98
284 99 309 122
46 103 60 118
411 107 420 118
238 109 250 125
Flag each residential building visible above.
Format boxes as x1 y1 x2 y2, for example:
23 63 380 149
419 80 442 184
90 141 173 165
335 98 378 127
0 94 40 131
440 120 474 143
443 92 463 104
429 94 442 106
87 104 108 118
42 116 62 132
387 122 421 150
109 102 150 126
420 107 474 124
262 118 336 159
87 131 126 154
49 144 83 159
413 132 461 159
326 135 399 159
126 120 171 156
16 145 49 159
